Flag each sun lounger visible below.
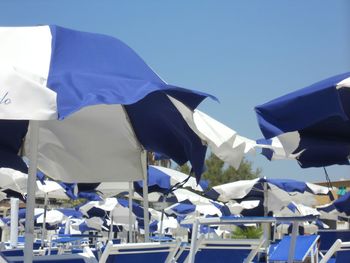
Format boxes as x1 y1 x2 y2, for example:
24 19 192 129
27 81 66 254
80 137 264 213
319 239 350 263
176 237 265 263
318 230 350 253
0 246 97 263
269 235 319 262
98 240 181 263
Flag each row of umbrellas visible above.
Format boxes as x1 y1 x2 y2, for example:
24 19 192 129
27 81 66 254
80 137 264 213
0 24 349 263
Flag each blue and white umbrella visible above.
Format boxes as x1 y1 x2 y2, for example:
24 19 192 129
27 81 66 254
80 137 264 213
206 178 330 215
0 25 215 257
255 72 350 168
317 191 350 220
134 165 208 195
79 197 145 227
36 208 83 226
170 97 258 169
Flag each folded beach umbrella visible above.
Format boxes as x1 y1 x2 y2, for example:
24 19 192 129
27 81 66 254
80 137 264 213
255 72 350 168
0 25 215 258
134 165 207 195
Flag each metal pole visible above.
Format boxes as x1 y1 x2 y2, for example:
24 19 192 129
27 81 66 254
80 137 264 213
188 219 199 263
288 221 299 263
263 180 271 258
41 193 48 247
10 198 19 248
141 151 150 242
159 194 166 238
109 208 114 242
142 178 150 242
128 182 133 243
24 120 40 263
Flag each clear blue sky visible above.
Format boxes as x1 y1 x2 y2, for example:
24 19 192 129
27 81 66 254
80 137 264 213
1 0 349 182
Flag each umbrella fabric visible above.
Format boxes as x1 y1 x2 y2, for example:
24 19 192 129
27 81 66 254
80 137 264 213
206 177 329 202
36 208 83 226
36 180 77 200
205 178 329 216
134 165 207 195
0 167 77 200
78 182 129 199
317 191 350 219
165 199 223 217
0 25 215 184
79 197 147 223
169 96 257 169
255 72 350 168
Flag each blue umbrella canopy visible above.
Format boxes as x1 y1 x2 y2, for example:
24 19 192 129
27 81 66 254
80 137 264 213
0 25 216 183
134 165 208 195
318 191 350 217
255 72 350 168
205 178 330 216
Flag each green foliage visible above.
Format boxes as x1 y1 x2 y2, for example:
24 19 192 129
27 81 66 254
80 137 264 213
60 198 86 207
177 153 262 187
177 163 191 175
176 154 261 187
204 153 261 187
232 226 263 239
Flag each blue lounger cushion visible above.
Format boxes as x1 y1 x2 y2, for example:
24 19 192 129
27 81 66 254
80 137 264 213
269 235 319 261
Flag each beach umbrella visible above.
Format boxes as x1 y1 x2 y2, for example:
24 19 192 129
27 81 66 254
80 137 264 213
134 165 207 195
170 97 257 169
0 25 215 260
255 72 350 168
36 208 83 226
79 197 145 227
317 191 350 219
206 178 330 215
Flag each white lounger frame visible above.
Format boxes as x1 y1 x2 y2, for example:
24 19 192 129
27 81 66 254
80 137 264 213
319 239 350 263
99 240 181 263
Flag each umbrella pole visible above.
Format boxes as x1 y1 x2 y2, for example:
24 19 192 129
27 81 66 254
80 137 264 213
159 194 166 238
288 221 299 263
262 181 271 260
142 178 150 241
141 151 150 242
24 120 40 263
10 198 19 248
109 208 114 242
41 193 48 248
128 182 133 243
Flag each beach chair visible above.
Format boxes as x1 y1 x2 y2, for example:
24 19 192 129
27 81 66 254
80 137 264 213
98 240 181 263
0 246 97 263
269 235 319 262
318 230 350 253
176 237 265 263
319 239 350 263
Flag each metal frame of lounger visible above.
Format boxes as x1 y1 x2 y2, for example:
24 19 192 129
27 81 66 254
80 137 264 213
319 239 350 263
98 240 181 263
177 235 266 263
182 216 319 263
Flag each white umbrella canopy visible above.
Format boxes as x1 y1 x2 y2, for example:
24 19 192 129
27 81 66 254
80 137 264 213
169 96 257 169
36 180 77 200
206 178 330 216
0 168 28 194
0 25 215 260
